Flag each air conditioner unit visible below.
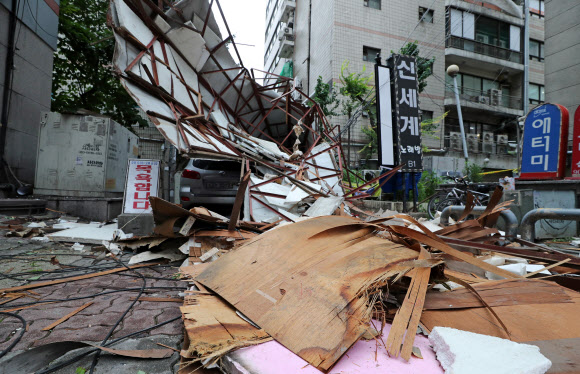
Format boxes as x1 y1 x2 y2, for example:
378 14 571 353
450 132 463 151
497 134 509 154
284 27 294 37
467 134 479 153
476 96 490 105
497 134 508 145
279 40 294 58
476 34 489 44
482 131 494 153
488 89 502 106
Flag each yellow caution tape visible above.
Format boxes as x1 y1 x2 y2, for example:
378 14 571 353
481 169 517 176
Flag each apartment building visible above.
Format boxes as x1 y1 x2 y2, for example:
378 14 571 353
264 0 545 174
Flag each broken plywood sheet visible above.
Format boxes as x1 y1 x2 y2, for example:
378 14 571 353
181 292 272 364
421 288 580 342
423 279 572 310
196 216 420 371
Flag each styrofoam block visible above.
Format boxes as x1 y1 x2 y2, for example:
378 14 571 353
482 256 506 266
485 263 526 280
429 327 551 374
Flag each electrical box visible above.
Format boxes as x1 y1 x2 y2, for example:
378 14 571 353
35 112 139 198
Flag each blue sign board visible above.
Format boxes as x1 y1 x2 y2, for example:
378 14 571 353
520 104 569 179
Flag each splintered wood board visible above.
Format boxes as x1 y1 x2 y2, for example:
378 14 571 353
196 216 419 372
421 288 580 342
423 279 572 310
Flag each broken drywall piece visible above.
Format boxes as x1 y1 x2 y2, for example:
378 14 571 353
304 196 344 217
429 326 551 374
153 14 171 33
128 248 186 265
102 241 121 255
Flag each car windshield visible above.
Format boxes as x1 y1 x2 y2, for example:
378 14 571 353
192 159 241 171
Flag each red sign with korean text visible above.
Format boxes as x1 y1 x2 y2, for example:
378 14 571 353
570 106 580 179
123 159 160 214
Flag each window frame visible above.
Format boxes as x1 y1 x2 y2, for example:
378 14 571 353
529 83 545 105
364 0 381 10
529 39 544 62
419 7 434 23
363 46 381 62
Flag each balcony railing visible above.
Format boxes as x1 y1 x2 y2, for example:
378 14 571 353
446 36 523 64
445 87 522 111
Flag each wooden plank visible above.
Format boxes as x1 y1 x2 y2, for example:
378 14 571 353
130 297 183 303
421 288 580 342
228 170 251 231
0 263 157 294
424 279 571 310
196 216 420 371
179 216 196 236
42 302 93 331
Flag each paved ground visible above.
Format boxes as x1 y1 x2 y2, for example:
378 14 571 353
0 219 189 374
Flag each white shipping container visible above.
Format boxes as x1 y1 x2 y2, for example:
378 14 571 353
35 112 139 197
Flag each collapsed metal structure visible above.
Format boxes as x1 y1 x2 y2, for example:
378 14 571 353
109 0 391 222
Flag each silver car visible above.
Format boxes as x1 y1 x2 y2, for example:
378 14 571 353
179 158 242 208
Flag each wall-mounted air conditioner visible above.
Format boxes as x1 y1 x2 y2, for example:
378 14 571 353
450 132 463 150
476 96 490 105
467 134 479 153
496 134 509 154
482 131 494 153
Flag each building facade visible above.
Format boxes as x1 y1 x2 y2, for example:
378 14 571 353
545 0 578 148
264 0 545 175
0 0 60 186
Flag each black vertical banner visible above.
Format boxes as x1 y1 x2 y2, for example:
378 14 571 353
387 55 423 172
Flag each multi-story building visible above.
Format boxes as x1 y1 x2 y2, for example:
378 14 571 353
264 0 545 175
545 0 578 147
1 0 60 186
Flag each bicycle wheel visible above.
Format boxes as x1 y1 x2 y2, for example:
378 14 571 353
436 197 463 215
428 193 449 219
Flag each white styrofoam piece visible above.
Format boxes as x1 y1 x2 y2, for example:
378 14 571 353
304 197 345 218
27 222 47 228
128 248 186 265
482 256 506 266
486 263 526 280
524 264 552 275
48 224 119 245
429 327 551 374
505 257 529 264
31 236 50 243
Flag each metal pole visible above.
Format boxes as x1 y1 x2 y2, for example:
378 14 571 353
402 172 407 213
523 0 530 115
412 172 418 211
452 76 469 160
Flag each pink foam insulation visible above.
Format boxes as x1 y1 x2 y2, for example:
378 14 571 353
225 321 444 374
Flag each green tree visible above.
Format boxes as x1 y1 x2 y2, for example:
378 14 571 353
310 76 339 117
52 0 147 127
395 41 436 94
339 61 373 118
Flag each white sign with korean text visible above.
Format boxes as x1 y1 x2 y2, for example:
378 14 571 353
123 159 160 214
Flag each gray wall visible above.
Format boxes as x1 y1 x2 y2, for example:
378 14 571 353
0 1 59 184
544 0 580 145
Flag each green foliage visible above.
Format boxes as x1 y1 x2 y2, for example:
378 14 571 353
75 368 86 374
418 170 443 201
395 41 436 93
339 61 373 118
358 125 378 161
421 111 448 153
342 169 366 185
463 161 483 183
52 0 147 128
310 76 339 117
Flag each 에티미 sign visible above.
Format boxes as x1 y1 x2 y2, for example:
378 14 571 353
569 106 580 179
123 159 160 213
387 55 423 172
520 104 569 180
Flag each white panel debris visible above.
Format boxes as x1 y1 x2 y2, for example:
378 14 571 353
429 327 552 374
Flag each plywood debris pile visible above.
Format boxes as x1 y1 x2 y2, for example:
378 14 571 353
109 0 580 372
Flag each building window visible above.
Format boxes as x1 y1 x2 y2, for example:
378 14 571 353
475 16 510 49
529 40 544 61
530 0 544 18
419 7 434 23
529 83 545 105
363 46 381 62
420 110 433 124
364 0 381 10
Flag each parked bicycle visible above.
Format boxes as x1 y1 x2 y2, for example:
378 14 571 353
427 174 491 219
